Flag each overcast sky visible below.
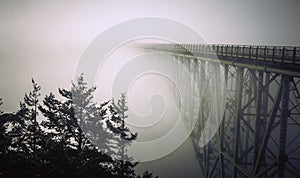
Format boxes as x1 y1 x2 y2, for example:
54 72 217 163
1 0 300 111
0 1 300 177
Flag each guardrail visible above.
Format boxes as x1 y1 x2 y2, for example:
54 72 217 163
146 43 300 65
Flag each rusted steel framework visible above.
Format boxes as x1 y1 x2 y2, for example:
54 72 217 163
143 44 300 178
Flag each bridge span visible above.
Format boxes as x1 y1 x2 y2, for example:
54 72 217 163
142 44 300 178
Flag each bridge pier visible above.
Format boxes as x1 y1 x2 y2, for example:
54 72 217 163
142 43 300 178
278 75 290 178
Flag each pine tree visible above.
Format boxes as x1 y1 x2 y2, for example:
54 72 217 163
69 74 116 173
39 74 115 176
0 98 11 154
70 74 104 151
18 78 42 153
0 80 45 177
106 93 138 177
39 92 73 149
0 76 159 178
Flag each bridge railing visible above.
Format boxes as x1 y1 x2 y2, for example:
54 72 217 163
147 44 300 65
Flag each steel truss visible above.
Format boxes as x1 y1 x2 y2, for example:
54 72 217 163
143 44 300 178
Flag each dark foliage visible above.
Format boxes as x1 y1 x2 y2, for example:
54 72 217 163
0 75 158 178
106 93 138 177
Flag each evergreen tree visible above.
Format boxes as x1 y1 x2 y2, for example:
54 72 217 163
70 74 111 152
107 93 138 177
0 99 15 153
39 74 114 176
0 80 45 177
18 78 42 153
0 76 159 178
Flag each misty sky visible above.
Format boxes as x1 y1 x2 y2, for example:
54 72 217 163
0 1 300 177
1 0 300 111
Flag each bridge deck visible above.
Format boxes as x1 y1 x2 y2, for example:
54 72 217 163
143 44 300 76
141 43 300 177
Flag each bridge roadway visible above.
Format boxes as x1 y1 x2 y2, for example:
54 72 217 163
145 43 300 77
142 43 300 178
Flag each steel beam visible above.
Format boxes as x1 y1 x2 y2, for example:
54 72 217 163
278 75 290 178
233 67 244 178
150 44 300 178
253 76 282 175
253 71 263 164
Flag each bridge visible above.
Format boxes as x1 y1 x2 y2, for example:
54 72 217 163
141 44 300 178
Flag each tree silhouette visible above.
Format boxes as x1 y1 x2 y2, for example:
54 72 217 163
106 93 138 177
0 79 46 177
0 75 159 178
69 74 112 153
19 78 42 153
39 75 114 177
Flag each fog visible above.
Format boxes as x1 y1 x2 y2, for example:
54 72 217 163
0 1 299 177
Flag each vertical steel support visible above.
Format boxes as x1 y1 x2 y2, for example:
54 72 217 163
278 75 290 178
233 67 244 178
254 77 282 175
262 73 270 122
146 44 300 178
219 64 228 178
200 59 207 178
261 73 270 177
188 59 194 129
253 71 263 164
193 58 198 117
244 71 253 166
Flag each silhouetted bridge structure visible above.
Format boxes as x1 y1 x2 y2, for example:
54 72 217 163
142 44 300 178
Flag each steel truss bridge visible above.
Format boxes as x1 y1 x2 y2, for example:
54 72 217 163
142 44 300 178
